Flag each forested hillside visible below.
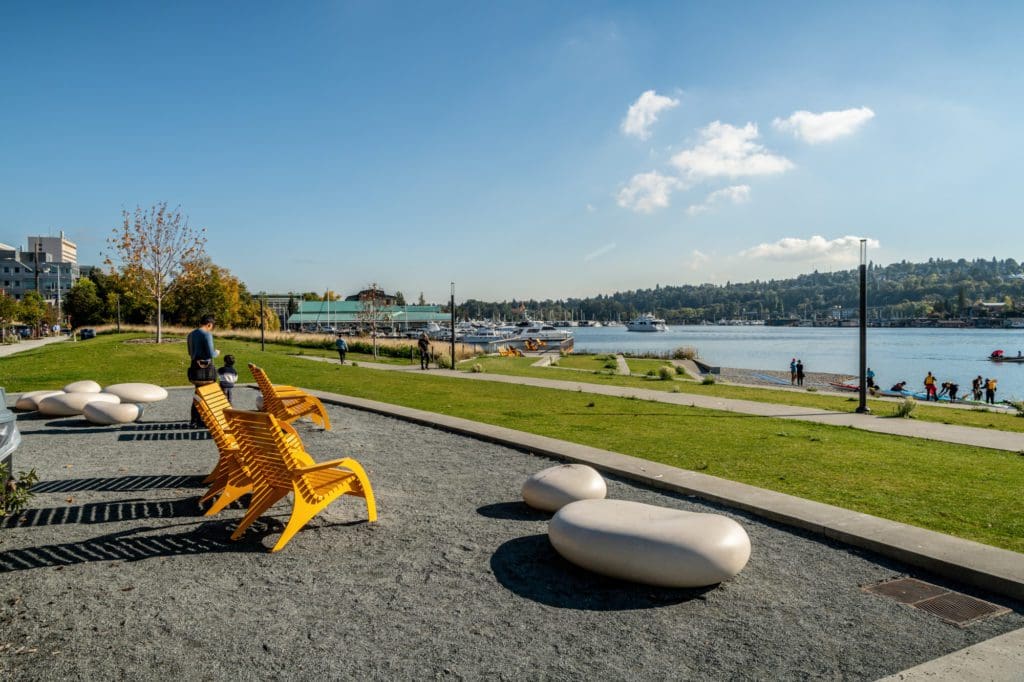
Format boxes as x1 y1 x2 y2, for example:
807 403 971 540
461 258 1024 324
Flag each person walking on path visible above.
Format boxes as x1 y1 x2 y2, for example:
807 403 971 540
795 360 805 387
418 332 430 370
335 334 348 364
865 367 875 389
985 377 997 404
218 354 238 404
186 315 218 427
972 375 983 402
923 371 937 401
790 358 797 385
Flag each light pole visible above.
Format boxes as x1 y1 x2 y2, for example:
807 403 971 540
450 282 456 370
856 239 870 414
260 292 266 352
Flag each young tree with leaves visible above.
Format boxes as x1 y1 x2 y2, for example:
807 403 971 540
64 279 105 327
18 291 48 338
0 292 17 342
106 203 206 342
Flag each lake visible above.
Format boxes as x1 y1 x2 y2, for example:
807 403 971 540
572 326 1024 401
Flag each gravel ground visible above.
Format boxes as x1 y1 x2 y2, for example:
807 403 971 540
2 388 1021 681
716 366 857 392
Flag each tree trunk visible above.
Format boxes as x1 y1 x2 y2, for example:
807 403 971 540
156 297 163 344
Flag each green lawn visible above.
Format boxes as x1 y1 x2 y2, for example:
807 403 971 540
5 334 1023 552
623 357 677 375
554 354 618 371
465 355 1024 434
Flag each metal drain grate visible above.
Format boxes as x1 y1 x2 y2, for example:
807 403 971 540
863 578 1010 627
915 592 1011 626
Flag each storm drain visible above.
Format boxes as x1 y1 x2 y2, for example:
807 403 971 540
863 578 1011 626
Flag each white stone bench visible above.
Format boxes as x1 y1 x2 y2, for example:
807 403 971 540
14 390 65 411
549 499 751 588
103 383 168 403
521 464 607 512
38 392 120 417
63 380 102 393
84 402 142 425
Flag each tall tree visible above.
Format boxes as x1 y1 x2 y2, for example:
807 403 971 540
106 203 206 342
356 283 388 358
0 292 17 343
64 279 105 327
18 291 48 337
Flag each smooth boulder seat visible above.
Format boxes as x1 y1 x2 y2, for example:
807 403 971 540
84 402 141 425
38 392 120 417
104 383 168 403
14 390 65 411
522 464 607 512
549 499 752 588
63 380 102 394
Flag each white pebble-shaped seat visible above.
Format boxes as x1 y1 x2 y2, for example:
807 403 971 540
38 392 121 417
103 383 168 403
14 390 65 411
522 464 607 512
84 402 141 425
63 380 102 394
549 499 751 588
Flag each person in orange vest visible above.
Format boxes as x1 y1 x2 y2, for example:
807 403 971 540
985 377 997 404
923 371 937 401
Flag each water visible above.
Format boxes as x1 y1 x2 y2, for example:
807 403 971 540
572 326 1024 401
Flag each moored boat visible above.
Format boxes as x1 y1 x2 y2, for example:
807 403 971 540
626 313 668 332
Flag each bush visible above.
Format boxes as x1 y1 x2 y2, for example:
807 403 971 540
672 346 698 360
701 375 716 385
1 464 38 517
434 353 453 369
1008 400 1024 417
658 366 674 381
896 397 917 419
470 363 484 373
603 360 617 369
675 365 686 375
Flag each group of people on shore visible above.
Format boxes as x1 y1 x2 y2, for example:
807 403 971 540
921 372 997 404
789 358 805 386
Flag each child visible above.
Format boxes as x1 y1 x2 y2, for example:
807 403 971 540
218 354 238 404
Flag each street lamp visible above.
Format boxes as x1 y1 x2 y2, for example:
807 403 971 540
260 292 266 352
856 239 870 414
450 282 456 370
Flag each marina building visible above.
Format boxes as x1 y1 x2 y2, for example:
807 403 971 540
285 300 449 333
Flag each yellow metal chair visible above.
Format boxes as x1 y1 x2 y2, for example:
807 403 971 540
194 383 253 515
224 408 376 552
248 363 331 430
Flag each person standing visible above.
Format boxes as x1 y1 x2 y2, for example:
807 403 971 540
972 375 983 402
985 377 997 404
795 359 805 387
865 367 876 389
923 371 937 401
335 334 348 364
790 358 797 385
187 315 218 427
217 354 238 404
418 332 430 370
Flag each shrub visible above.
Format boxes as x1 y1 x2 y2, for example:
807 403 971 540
675 365 686 375
658 366 674 381
434 353 453 369
0 464 38 517
670 385 681 393
646 369 656 377
672 346 698 360
896 397 917 419
470 363 484 373
701 375 715 385
603 360 617 369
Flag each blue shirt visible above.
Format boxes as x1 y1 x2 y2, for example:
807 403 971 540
187 328 216 361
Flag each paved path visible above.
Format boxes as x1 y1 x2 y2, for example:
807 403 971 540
0 335 69 358
614 353 630 375
297 354 1024 453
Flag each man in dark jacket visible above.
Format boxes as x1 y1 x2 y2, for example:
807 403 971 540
186 315 217 427
418 332 430 370
335 334 348 364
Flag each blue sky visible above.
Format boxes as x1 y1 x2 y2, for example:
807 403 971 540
2 2 1022 302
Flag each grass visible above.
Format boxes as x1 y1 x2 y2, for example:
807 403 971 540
5 334 1024 552
623 358 676 375
465 354 1024 434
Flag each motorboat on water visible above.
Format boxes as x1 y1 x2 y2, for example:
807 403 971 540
989 349 1024 362
463 327 509 344
508 320 574 343
626 313 668 332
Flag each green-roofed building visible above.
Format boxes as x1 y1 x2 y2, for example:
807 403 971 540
286 300 448 333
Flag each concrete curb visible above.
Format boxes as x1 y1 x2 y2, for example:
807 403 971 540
875 627 1024 681
306 387 1024 602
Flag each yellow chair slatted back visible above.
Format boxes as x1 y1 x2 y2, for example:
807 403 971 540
195 383 237 452
247 363 331 430
224 408 376 552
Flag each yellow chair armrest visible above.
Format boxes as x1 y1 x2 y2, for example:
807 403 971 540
296 457 355 474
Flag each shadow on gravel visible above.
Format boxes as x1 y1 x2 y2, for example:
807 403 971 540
490 534 712 611
476 502 550 521
0 519 284 573
31 475 206 494
2 496 226 529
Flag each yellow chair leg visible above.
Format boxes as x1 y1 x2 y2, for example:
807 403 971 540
270 502 320 553
230 489 287 541
203 481 250 517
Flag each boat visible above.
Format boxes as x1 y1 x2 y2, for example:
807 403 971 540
462 327 509 344
508 321 574 343
626 313 668 332
988 350 1024 362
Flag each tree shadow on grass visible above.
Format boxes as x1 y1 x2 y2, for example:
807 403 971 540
490 533 713 611
476 501 550 521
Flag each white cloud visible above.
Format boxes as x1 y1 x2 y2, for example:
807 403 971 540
585 203 596 213
584 242 617 261
685 249 711 270
621 90 680 140
739 235 880 263
687 184 751 216
772 107 875 144
671 121 793 179
616 171 681 213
